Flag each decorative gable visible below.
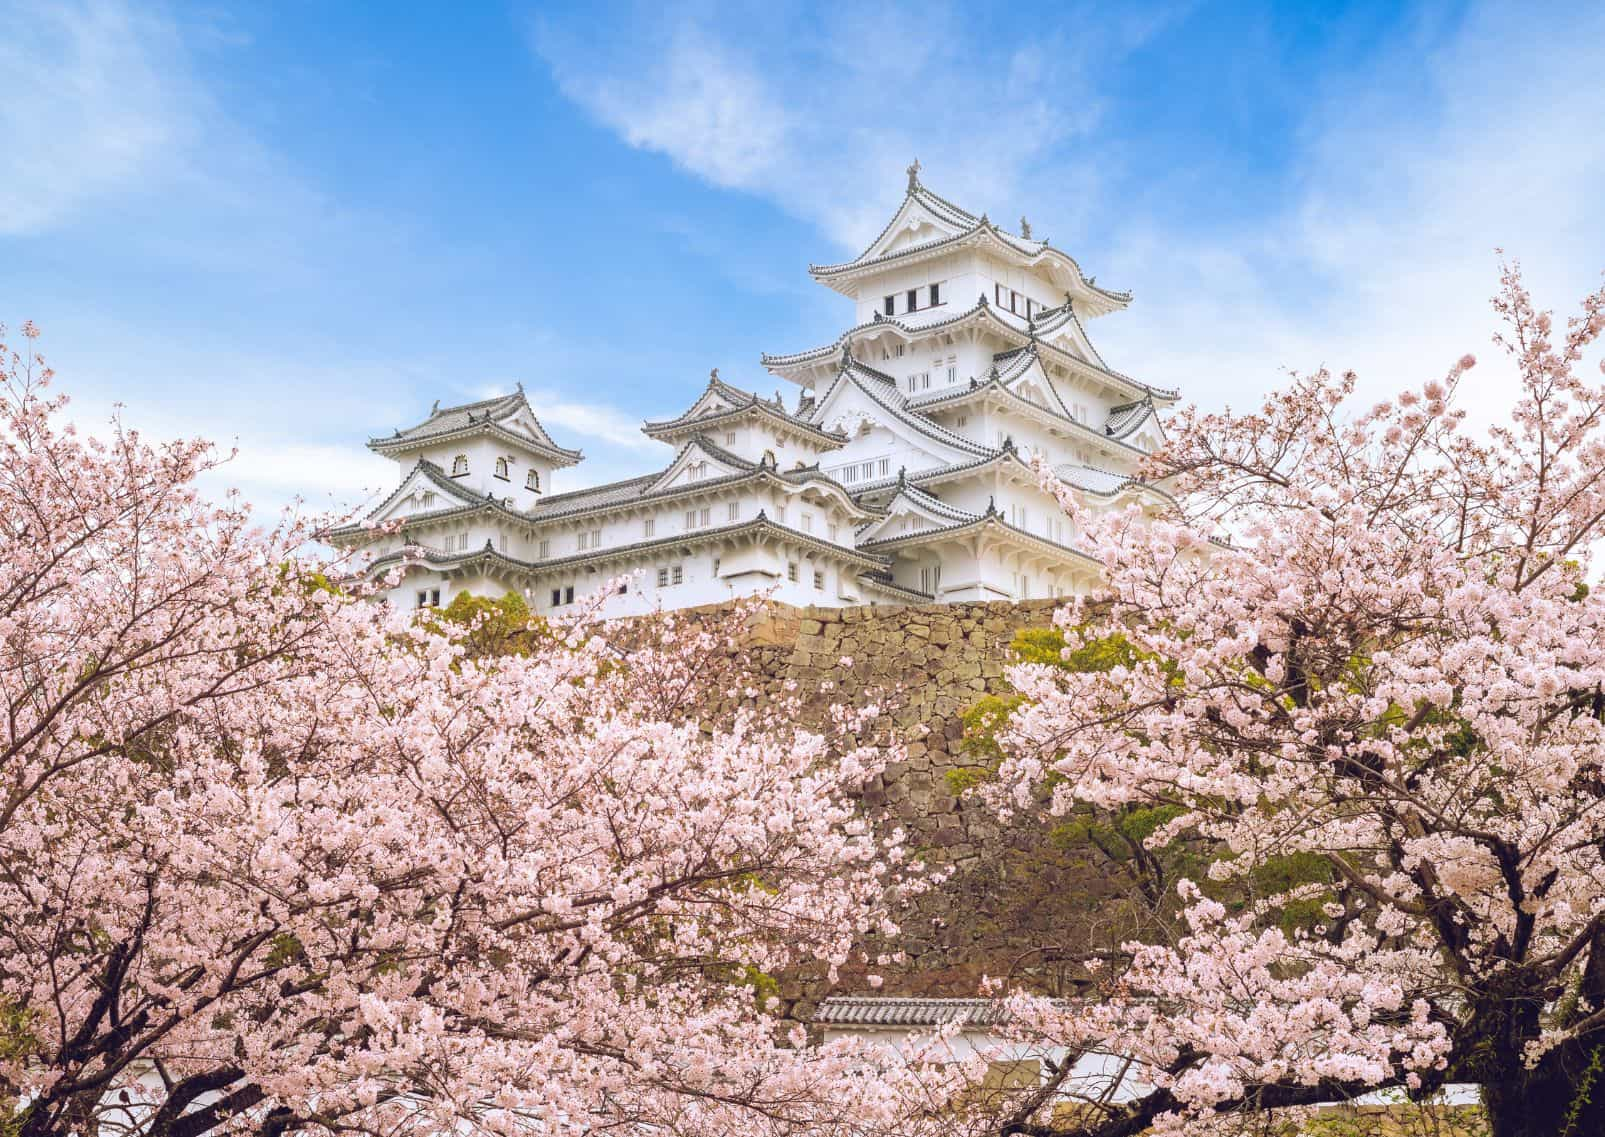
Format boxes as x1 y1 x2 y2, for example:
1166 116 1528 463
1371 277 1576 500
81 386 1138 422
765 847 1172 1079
363 463 485 527
854 484 976 544
645 437 754 494
856 194 970 265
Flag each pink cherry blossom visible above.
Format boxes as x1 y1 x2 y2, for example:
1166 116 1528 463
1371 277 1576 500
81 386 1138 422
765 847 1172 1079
0 330 949 1137
987 264 1605 1137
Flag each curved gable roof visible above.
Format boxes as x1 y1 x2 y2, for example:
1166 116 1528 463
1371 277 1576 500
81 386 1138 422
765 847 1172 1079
369 388 583 465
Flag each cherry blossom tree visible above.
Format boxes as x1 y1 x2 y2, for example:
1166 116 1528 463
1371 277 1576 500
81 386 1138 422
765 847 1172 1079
980 266 1605 1137
0 326 943 1137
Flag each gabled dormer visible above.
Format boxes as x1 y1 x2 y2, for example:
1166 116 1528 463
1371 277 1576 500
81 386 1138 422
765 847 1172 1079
368 387 582 508
643 370 847 469
852 476 979 544
645 435 757 495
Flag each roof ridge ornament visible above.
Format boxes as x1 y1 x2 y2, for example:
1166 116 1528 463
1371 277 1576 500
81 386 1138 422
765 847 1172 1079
1019 215 1032 240
430 400 440 415
710 367 719 383
906 157 921 192
986 495 997 516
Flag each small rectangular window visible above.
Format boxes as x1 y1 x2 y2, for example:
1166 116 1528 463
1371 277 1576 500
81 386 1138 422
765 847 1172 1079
947 365 957 383
685 510 697 529
883 294 895 316
906 288 918 312
728 502 738 521
957 414 969 428
813 570 824 591
894 344 904 357
725 431 736 445
878 458 889 476
1010 290 1019 313
699 507 710 526
829 523 839 542
801 513 813 532
929 282 941 306
643 518 655 537
538 538 550 558
564 586 574 604
787 561 798 582
995 283 1004 305
550 588 562 606
657 567 669 587
671 565 683 585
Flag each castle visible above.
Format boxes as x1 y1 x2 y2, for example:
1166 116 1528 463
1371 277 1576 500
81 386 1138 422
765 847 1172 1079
328 164 1175 614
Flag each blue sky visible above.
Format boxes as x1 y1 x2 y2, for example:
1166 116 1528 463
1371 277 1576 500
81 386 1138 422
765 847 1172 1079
3 0 1603 513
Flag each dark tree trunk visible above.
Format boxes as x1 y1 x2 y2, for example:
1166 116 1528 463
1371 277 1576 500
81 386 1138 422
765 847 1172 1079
1481 1036 1605 1137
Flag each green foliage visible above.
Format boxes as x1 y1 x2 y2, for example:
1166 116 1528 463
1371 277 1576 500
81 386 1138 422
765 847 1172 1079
419 591 555 659
264 932 305 969
1252 851 1339 934
0 1001 39 1137
737 964 781 1011
950 622 1155 796
1010 625 1151 673
1050 803 1187 857
1561 1042 1605 1137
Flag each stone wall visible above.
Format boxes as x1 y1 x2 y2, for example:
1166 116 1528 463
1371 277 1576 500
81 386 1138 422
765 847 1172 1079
719 599 1125 998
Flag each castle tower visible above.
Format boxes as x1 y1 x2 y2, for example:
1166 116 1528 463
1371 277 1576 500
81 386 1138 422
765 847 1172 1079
330 168 1176 612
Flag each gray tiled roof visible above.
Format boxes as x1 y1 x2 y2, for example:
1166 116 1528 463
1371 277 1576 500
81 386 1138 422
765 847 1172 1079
363 514 891 580
763 298 1177 403
643 379 847 446
814 997 1014 1028
1104 399 1156 440
809 359 995 459
809 206 1131 311
369 389 582 462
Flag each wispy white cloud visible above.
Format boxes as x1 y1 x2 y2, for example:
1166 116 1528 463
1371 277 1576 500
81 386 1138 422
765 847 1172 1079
0 0 199 235
1095 2 1605 416
535 2 1605 417
467 381 645 449
522 388 644 449
531 3 1179 252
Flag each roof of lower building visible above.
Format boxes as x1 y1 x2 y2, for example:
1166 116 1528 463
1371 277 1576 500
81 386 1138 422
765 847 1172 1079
1103 398 1158 440
813 997 1016 1028
763 297 1177 404
643 374 847 447
362 513 892 582
369 389 583 465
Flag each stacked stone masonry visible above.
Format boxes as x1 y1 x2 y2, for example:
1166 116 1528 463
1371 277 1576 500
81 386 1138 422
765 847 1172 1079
706 598 1123 1001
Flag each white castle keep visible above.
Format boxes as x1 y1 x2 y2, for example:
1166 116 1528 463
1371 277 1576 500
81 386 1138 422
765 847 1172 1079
329 164 1175 614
